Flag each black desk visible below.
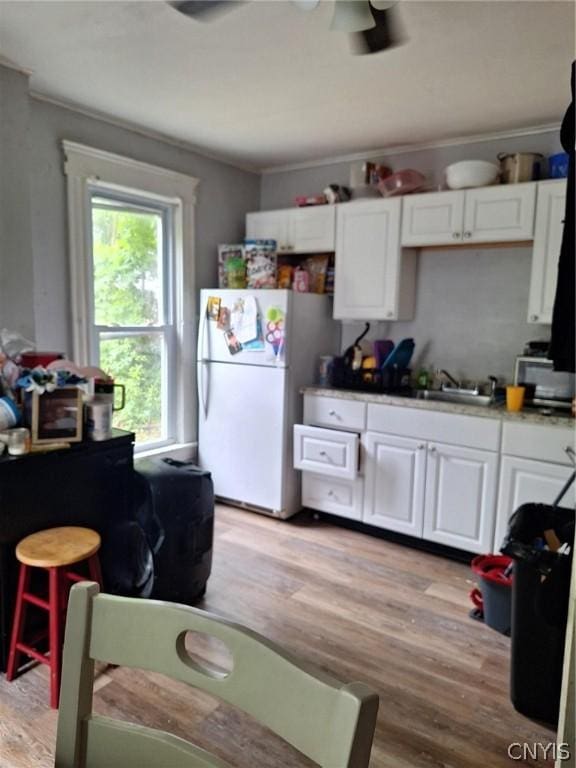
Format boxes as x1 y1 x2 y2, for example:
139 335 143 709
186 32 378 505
0 431 134 670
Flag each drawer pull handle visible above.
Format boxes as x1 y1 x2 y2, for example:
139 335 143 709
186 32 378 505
319 451 328 457
327 490 335 497
417 444 425 450
328 409 337 417
429 446 437 453
463 231 472 239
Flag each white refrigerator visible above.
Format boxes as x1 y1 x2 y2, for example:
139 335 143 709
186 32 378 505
197 289 338 518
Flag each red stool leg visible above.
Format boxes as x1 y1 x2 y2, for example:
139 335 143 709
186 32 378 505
6 564 31 681
48 567 61 709
87 554 103 588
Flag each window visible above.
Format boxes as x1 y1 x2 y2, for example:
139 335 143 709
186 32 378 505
64 142 198 453
91 193 175 444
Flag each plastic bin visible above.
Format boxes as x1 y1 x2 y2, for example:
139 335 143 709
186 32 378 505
549 152 569 179
470 555 513 635
502 502 574 725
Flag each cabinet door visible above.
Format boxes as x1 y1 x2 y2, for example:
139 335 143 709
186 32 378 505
363 432 426 537
423 442 498 553
334 199 407 320
463 183 536 243
494 455 575 553
401 191 465 246
246 210 289 251
288 206 335 253
527 180 567 324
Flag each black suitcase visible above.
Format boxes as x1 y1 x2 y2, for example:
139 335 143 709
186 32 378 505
131 457 214 604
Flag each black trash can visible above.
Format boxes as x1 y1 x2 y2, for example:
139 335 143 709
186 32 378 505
502 502 574 725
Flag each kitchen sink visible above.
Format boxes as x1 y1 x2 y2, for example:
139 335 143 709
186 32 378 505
415 390 496 407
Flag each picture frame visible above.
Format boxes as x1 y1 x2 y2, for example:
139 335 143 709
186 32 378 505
30 387 83 444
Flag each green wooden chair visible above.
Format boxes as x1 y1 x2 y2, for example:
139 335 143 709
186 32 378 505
54 583 379 768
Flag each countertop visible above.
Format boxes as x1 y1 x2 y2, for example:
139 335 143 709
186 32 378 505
302 387 575 428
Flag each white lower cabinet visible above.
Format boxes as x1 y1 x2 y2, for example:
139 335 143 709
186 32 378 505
422 442 498 553
494 456 576 553
296 394 571 557
363 432 426 537
302 474 363 521
363 433 497 552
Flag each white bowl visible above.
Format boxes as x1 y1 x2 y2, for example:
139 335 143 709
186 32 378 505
445 161 500 190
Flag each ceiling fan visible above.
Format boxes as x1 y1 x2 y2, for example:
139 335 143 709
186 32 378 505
169 0 405 55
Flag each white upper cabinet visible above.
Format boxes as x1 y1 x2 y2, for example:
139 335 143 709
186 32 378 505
401 183 537 247
288 207 336 253
402 191 465 246
246 206 335 254
334 198 416 321
463 183 536 243
246 209 290 250
527 179 567 324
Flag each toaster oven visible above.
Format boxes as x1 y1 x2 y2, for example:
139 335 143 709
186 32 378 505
514 357 575 410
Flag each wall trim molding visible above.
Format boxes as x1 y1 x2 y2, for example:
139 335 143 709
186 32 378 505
0 55 33 77
30 91 561 178
62 140 200 199
261 122 562 175
32 91 260 175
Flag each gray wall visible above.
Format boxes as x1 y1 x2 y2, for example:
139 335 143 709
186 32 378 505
260 129 563 384
29 97 260 353
0 65 35 340
340 246 551 384
260 130 563 210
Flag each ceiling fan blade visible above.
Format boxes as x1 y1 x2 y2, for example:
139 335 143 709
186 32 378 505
169 0 245 21
352 3 406 55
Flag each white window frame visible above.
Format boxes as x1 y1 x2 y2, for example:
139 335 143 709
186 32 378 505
63 140 199 456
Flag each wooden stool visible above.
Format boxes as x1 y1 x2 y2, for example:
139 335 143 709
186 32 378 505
6 526 102 708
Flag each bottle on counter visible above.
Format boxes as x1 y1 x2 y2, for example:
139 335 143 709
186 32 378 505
416 369 430 390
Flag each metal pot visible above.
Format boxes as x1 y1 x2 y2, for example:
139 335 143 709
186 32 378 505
497 152 544 184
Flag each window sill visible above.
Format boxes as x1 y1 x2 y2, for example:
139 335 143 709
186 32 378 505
135 441 197 462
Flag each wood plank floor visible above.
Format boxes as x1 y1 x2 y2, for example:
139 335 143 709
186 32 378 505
0 505 555 767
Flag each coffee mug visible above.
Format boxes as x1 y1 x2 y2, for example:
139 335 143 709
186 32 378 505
94 378 125 412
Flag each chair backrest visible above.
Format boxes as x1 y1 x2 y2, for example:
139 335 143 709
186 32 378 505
54 583 379 768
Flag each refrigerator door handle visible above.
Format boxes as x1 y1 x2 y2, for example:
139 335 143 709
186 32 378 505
198 300 208 362
197 303 209 418
198 359 208 419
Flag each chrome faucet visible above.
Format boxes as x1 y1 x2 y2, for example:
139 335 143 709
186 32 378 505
438 369 460 390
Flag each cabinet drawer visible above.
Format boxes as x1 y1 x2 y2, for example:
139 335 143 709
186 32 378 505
304 395 366 431
502 422 574 464
294 425 359 479
367 403 501 451
302 473 363 520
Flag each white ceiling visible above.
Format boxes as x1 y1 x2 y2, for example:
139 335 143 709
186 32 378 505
0 0 573 171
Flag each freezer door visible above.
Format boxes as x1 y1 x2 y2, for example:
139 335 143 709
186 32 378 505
198 362 286 512
198 289 290 367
